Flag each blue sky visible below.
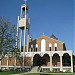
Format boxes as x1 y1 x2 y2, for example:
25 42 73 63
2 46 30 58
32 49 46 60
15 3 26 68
0 0 74 54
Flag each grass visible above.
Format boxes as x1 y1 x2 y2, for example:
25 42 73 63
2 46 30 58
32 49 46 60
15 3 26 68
0 71 74 75
73 73 75 75
0 71 23 75
23 73 40 75
23 73 74 75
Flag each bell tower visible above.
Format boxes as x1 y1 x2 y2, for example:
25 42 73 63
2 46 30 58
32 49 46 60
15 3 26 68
16 0 30 53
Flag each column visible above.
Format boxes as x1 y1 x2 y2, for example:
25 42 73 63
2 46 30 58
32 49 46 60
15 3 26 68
27 29 30 52
14 54 16 70
7 55 9 69
23 54 25 67
32 56 33 66
42 68 43 72
29 48 31 52
71 54 73 73
0 59 1 66
32 53 34 66
60 55 62 71
23 3 27 52
50 56 52 71
20 29 22 52
15 16 19 48
0 60 1 69
27 34 29 52
0 61 1 69
23 19 26 67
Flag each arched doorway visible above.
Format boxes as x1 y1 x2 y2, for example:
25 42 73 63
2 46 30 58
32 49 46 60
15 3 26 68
33 54 41 66
42 54 50 66
62 53 71 66
52 53 60 66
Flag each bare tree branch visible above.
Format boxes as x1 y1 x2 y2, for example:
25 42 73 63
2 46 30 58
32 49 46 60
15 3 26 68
0 17 16 53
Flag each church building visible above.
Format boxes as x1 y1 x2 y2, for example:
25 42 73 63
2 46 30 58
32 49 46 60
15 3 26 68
0 1 73 73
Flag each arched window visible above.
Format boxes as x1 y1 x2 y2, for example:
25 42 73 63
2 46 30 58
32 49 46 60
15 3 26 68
54 43 57 51
31 44 33 52
41 39 46 52
35 44 38 52
49 43 52 51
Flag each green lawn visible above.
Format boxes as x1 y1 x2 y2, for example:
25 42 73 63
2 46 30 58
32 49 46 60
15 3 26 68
23 73 74 75
0 71 23 75
73 73 74 75
23 73 40 75
0 71 74 75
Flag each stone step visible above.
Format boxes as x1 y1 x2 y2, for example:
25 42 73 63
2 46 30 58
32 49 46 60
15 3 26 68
30 66 40 72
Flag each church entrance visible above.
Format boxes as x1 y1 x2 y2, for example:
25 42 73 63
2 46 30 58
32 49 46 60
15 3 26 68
62 53 71 66
52 53 60 66
33 54 50 66
33 54 41 66
42 54 50 66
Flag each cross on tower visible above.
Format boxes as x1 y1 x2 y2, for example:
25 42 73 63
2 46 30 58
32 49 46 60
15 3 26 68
43 33 45 36
24 0 27 4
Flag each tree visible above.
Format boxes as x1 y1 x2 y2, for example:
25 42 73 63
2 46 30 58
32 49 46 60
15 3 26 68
0 17 16 53
73 54 75 72
73 55 75 65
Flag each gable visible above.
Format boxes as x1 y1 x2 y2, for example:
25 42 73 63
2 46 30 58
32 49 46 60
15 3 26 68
29 35 66 51
36 35 63 44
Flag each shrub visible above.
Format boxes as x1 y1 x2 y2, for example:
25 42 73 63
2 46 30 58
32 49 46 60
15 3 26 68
0 69 2 72
46 70 51 73
65 70 71 73
52 70 57 73
59 71 63 73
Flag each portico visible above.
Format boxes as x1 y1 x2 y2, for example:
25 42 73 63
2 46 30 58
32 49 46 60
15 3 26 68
23 50 73 72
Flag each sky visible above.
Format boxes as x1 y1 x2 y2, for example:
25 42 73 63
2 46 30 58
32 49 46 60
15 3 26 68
0 0 74 54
